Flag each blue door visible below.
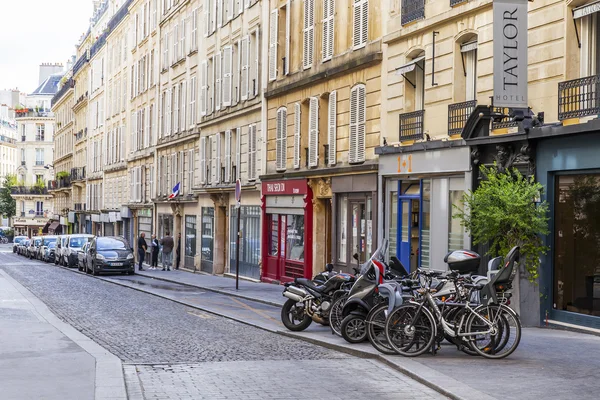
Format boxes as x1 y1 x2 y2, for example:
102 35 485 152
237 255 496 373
397 181 421 272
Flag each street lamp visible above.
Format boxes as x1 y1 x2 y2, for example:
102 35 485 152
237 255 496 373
44 164 54 169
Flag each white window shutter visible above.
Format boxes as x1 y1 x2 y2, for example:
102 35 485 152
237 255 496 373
328 90 337 165
285 0 291 74
216 133 222 182
120 125 125 161
276 108 287 172
249 125 257 180
210 136 217 183
188 149 195 191
217 0 223 27
209 56 215 114
222 46 233 107
145 106 150 148
215 52 222 111
241 36 250 100
353 0 368 49
322 0 334 61
200 136 206 184
303 0 314 69
357 84 366 162
224 129 231 182
181 81 187 130
308 97 319 167
204 0 210 36
235 127 241 180
174 85 179 132
253 29 260 97
200 60 208 116
179 150 184 194
227 0 234 21
293 103 301 169
132 111 138 152
268 9 278 81
349 86 358 163
233 42 240 105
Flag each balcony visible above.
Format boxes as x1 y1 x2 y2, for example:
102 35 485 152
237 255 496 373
48 178 71 190
448 100 477 136
10 186 49 195
401 0 425 26
74 203 86 211
74 91 89 108
558 75 600 121
51 78 75 107
14 109 51 118
71 167 86 181
0 135 16 145
35 161 45 166
491 107 518 130
75 128 87 141
399 110 425 141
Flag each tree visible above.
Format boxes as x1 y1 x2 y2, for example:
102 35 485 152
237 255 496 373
0 174 17 220
454 164 549 281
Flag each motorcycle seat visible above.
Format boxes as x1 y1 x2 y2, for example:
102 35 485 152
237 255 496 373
294 277 326 293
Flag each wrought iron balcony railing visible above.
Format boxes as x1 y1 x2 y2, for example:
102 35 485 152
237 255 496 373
558 74 600 121
10 186 49 195
491 107 518 130
74 203 86 211
402 0 425 26
71 167 86 181
399 109 425 141
448 100 477 136
51 78 75 107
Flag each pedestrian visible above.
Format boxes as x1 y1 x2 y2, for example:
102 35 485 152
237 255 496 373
160 231 174 271
175 232 181 270
137 233 147 271
150 234 160 270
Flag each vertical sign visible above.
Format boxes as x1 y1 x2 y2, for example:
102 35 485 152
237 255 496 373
493 0 528 108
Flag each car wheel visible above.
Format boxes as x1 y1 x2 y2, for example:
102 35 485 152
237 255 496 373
127 270 135 275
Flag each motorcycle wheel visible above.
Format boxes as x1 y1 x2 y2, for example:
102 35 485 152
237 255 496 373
366 303 397 355
341 314 368 344
281 299 312 332
329 295 347 337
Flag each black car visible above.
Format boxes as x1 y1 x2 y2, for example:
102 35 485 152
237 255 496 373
86 236 135 276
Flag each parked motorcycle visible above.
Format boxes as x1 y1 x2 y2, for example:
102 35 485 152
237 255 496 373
280 267 356 332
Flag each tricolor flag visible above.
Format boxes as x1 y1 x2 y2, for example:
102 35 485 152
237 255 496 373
168 182 180 199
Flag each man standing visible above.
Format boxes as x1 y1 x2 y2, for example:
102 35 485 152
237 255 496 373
137 233 147 271
160 231 174 271
175 232 181 270
150 234 160 270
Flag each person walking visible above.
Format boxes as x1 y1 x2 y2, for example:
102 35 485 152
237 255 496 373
175 232 181 270
160 231 174 271
137 233 147 271
150 234 160 270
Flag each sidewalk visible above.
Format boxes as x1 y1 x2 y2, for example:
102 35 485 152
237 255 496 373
0 270 127 400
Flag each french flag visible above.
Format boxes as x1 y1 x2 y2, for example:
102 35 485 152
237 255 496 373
168 182 180 199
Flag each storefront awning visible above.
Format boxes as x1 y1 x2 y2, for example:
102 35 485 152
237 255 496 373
574 1 600 19
395 56 425 76
42 222 51 234
48 221 61 234
460 41 478 53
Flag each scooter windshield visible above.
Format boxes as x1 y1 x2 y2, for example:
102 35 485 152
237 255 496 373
359 239 389 275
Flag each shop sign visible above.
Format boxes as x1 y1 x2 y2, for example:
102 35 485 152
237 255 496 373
379 147 471 176
68 212 76 223
493 0 528 108
574 0 600 19
13 217 47 226
60 216 67 225
91 214 100 222
262 179 307 196
137 209 152 218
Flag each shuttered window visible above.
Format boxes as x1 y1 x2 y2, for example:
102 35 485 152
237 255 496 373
285 1 291 74
276 108 287 172
224 129 232 182
349 84 366 163
308 97 319 167
173 84 179 133
180 81 187 131
322 0 334 61
236 127 241 180
200 60 208 116
222 46 233 107
293 103 301 169
353 0 368 49
268 9 278 81
191 8 198 51
215 52 222 111
240 36 250 100
303 0 314 69
200 136 207 184
188 149 195 191
328 90 337 166
204 0 211 37
248 124 257 180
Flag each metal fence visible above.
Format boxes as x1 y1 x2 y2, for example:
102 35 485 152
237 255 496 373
399 109 425 141
558 75 600 120
448 100 476 136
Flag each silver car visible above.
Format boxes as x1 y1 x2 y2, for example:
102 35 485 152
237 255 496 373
66 234 94 268
56 235 70 266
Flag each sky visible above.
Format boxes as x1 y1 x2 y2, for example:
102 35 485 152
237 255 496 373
0 1 93 94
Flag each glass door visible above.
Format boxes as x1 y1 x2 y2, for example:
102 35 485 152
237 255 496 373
351 201 366 264
398 181 421 272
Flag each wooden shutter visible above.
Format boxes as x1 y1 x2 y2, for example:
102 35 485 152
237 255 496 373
249 125 257 180
303 0 314 69
222 46 233 107
224 129 231 182
241 36 250 100
174 84 179 132
188 149 195 191
200 60 208 115
200 136 206 184
293 103 301 169
235 127 241 180
276 108 287 171
285 0 291 74
268 9 278 81
179 150 185 194
308 97 319 167
209 56 215 114
181 81 187 130
328 91 337 165
226 0 234 21
215 52 222 111
145 106 150 147
353 0 368 49
253 29 259 97
204 0 210 36
322 0 334 61
349 84 366 163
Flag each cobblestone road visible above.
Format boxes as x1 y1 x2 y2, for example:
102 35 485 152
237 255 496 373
0 250 445 400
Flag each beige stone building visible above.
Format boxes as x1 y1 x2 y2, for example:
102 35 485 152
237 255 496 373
262 0 387 281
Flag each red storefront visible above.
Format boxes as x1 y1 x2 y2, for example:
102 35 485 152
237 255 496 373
261 179 313 283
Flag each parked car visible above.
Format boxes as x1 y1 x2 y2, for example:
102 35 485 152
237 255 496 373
13 236 28 253
18 239 30 256
66 234 93 267
86 236 135 276
43 241 57 263
39 236 58 261
78 242 90 272
55 235 69 265
28 237 42 259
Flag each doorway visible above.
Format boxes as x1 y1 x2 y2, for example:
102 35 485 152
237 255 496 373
398 181 421 272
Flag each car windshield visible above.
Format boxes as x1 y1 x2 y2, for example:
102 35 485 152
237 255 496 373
70 237 89 248
48 242 56 249
97 238 128 251
34 239 41 246
14 237 25 244
43 238 57 245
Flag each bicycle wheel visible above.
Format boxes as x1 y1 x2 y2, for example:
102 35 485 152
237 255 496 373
366 303 396 355
466 304 521 359
385 303 436 357
443 306 479 356
329 294 347 337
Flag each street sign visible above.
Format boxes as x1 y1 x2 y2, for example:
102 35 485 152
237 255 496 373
235 179 242 204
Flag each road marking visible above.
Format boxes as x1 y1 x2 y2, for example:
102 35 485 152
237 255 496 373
230 297 280 324
186 310 213 319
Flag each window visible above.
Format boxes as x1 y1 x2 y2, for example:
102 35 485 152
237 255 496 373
190 75 197 127
269 214 279 256
35 148 44 166
36 201 44 217
286 214 305 261
229 206 261 279
250 29 260 98
293 103 301 169
215 51 222 111
322 0 334 61
35 124 45 141
268 9 278 81
349 84 366 164
448 187 464 252
201 207 215 262
248 124 257 180
580 12 599 78
240 36 250 100
222 46 233 107
21 148 25 163
338 196 348 263
328 91 337 165
276 108 287 171
461 42 477 101
200 60 208 115
303 0 314 69
224 129 232 182
308 97 319 167
353 0 368 49
185 215 197 268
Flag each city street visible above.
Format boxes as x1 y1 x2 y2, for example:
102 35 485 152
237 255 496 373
0 245 443 400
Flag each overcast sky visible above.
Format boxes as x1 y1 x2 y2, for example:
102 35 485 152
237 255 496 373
0 1 93 94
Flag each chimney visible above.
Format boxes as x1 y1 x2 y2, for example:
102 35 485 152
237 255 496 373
39 63 65 85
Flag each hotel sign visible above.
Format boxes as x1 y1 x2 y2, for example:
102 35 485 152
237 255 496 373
574 1 600 19
493 0 528 108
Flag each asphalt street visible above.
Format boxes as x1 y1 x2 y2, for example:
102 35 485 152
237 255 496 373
0 246 444 400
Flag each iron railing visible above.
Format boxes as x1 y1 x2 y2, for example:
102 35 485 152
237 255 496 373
491 107 518 130
73 53 89 76
51 78 75 107
74 91 89 108
399 110 425 141
74 203 86 211
48 177 71 190
71 167 86 181
448 100 477 136
450 0 468 6
75 129 87 141
0 135 16 144
10 186 49 195
35 161 45 166
558 75 600 121
401 0 425 26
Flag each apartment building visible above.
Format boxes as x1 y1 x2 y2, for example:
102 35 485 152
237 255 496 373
0 113 17 186
50 77 75 233
128 0 160 258
262 0 387 282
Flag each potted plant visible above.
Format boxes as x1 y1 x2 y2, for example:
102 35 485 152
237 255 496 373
56 171 70 180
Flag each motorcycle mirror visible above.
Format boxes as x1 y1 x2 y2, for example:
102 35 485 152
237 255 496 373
352 253 359 261
325 263 334 272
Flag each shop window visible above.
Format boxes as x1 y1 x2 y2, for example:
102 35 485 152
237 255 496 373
269 215 279 256
421 180 431 268
388 190 398 259
580 12 599 78
448 189 464 252
337 194 373 266
185 215 197 268
201 207 215 262
338 195 348 263
157 214 173 240
554 174 600 317
286 214 305 261
229 206 261 279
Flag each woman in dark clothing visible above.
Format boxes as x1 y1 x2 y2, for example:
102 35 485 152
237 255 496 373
150 234 160 270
